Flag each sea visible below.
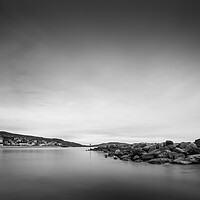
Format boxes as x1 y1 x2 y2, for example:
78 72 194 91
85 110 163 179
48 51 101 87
0 147 200 200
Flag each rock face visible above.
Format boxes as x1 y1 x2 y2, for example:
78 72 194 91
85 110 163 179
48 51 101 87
90 139 200 165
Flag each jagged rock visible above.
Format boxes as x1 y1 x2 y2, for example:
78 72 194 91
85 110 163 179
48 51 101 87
165 140 174 146
167 152 185 159
131 147 145 156
104 153 109 158
178 142 190 149
185 154 200 164
156 143 165 149
131 155 140 161
113 156 118 160
148 149 161 157
135 143 147 148
195 139 200 148
148 158 172 164
141 153 155 161
168 144 176 151
120 155 130 161
157 152 168 158
148 144 157 152
173 147 187 154
172 157 192 165
159 146 170 152
142 146 150 152
185 143 199 154
115 149 121 155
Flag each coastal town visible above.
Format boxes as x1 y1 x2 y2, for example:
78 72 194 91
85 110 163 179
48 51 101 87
0 131 83 147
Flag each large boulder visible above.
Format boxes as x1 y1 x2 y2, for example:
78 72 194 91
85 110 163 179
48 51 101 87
185 143 200 155
167 151 185 159
141 153 155 161
131 147 145 156
172 157 192 165
185 154 200 164
148 144 157 152
148 158 172 164
131 155 140 161
178 142 190 149
120 155 131 161
173 147 187 154
159 146 170 152
194 139 200 148
142 145 150 152
165 140 174 146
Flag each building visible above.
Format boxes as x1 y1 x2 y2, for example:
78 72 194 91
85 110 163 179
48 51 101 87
0 136 3 146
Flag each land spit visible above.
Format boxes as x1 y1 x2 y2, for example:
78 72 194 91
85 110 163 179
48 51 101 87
89 139 200 165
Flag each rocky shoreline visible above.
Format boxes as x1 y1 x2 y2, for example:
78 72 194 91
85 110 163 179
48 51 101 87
90 139 200 165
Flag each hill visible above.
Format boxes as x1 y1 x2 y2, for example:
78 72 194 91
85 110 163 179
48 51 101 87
0 131 85 147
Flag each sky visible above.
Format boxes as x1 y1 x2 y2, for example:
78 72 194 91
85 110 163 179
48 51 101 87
0 0 200 144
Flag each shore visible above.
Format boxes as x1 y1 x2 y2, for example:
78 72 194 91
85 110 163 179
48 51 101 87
90 139 200 165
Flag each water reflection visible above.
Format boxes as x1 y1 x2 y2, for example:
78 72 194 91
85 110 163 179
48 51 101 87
0 147 200 200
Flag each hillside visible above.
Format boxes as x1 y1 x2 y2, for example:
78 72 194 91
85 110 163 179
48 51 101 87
0 131 85 147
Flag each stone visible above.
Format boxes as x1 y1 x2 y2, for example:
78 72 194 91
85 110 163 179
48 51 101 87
120 155 130 161
178 142 190 149
185 143 199 154
142 146 150 152
195 139 200 148
141 153 155 161
148 149 161 157
131 147 145 156
185 154 200 164
148 158 172 164
157 152 168 158
113 156 118 160
131 155 140 161
115 149 121 155
168 144 176 151
159 146 170 152
172 157 192 165
165 140 174 146
173 147 187 154
148 144 157 152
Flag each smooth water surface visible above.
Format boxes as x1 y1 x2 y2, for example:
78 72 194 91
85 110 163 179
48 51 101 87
0 147 200 200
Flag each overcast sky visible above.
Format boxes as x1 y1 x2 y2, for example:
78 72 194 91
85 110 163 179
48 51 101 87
0 0 200 144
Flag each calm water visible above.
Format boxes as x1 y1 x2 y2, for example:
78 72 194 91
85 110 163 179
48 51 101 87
0 147 200 200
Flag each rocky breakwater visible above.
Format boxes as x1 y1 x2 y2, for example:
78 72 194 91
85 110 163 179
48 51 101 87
90 139 200 165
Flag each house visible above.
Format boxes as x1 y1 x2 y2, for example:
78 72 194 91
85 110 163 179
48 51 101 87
0 136 3 146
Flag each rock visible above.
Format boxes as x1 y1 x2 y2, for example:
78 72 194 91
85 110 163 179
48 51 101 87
185 154 200 164
104 153 109 158
120 155 130 161
185 143 199 154
178 142 190 149
157 152 168 158
195 139 200 148
156 143 165 149
148 149 161 157
142 146 150 152
135 143 147 148
172 157 192 165
167 152 185 159
168 144 176 151
115 149 121 155
173 147 187 154
131 155 140 161
148 158 172 164
148 144 157 152
141 153 155 161
159 146 170 152
165 140 174 146
131 147 145 156
113 156 118 160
